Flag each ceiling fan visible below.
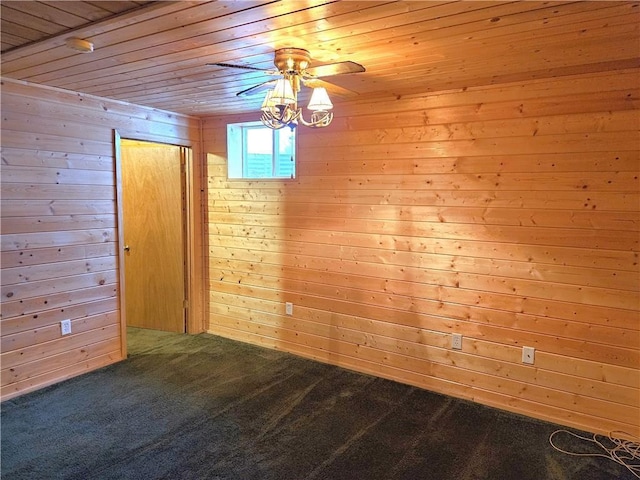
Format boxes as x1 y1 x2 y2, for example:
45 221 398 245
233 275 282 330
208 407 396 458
209 48 366 129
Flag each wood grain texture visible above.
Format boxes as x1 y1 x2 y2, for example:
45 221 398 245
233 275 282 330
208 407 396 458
0 1 153 52
2 2 639 117
205 68 640 437
121 140 185 333
0 78 202 400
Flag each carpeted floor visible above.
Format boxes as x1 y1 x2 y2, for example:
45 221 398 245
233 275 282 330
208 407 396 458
1 328 632 479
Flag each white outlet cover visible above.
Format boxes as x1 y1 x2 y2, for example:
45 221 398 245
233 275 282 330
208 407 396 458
522 346 535 364
285 302 293 315
452 333 462 350
60 319 72 335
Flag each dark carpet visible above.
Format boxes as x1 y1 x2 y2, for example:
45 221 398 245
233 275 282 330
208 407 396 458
1 328 632 480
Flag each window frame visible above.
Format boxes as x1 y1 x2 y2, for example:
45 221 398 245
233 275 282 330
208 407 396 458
227 121 296 180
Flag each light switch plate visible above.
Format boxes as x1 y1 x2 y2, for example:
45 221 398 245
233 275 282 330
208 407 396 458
522 346 535 364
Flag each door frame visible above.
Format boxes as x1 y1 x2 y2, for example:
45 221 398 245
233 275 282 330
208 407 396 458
114 130 205 356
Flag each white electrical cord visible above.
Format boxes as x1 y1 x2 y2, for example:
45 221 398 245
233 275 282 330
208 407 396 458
549 429 640 478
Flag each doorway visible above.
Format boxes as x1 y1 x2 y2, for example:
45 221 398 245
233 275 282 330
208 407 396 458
118 138 190 333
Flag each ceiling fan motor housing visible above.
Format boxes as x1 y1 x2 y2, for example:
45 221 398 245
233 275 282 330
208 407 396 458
274 48 311 73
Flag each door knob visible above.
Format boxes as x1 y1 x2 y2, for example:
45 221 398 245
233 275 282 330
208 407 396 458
124 245 131 252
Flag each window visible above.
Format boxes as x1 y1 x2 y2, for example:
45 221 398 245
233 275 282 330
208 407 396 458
227 121 296 179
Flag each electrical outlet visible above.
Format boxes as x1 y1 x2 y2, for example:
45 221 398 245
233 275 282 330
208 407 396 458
60 319 72 336
451 333 462 350
285 302 293 315
522 346 535 364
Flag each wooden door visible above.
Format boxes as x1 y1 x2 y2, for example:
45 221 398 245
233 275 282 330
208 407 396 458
121 140 186 333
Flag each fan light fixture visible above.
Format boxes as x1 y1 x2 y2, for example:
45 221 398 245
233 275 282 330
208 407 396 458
258 48 334 130
260 76 333 130
211 48 365 130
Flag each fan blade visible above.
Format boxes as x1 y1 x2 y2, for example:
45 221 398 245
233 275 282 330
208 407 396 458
306 61 365 78
207 62 270 73
236 80 276 97
303 79 358 98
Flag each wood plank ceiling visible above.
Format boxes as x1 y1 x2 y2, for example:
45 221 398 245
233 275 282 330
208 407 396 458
1 1 639 117
0 1 154 50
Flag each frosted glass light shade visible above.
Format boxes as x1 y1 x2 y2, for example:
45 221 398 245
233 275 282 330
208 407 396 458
307 87 333 111
261 89 275 111
270 78 296 106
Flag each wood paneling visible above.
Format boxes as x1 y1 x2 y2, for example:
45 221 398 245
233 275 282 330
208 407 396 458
0 1 153 52
1 2 638 117
0 78 202 400
205 68 640 437
0 0 638 440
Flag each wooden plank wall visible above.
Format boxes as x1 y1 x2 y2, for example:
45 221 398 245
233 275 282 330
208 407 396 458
205 68 640 436
0 78 201 400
